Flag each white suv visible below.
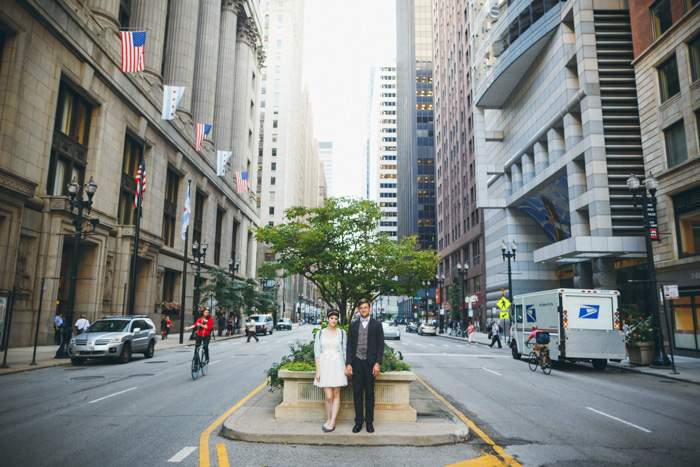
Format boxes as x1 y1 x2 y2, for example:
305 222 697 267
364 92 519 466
250 314 274 335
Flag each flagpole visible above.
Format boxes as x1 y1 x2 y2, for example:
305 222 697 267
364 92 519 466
127 140 146 316
179 180 191 344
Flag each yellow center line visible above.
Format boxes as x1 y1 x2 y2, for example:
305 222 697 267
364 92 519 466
415 375 521 467
216 444 230 467
199 379 269 467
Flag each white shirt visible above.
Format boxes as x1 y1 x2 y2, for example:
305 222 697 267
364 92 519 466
360 318 369 329
75 318 90 330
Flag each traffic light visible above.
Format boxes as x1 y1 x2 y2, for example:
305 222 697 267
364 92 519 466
413 305 417 310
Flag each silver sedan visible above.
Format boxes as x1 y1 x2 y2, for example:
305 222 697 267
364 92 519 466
383 323 401 340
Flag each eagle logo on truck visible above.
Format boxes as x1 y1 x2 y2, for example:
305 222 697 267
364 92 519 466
579 305 600 319
526 305 536 322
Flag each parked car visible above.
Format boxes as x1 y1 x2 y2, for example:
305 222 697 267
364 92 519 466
418 323 437 336
250 314 274 335
68 315 157 365
406 322 419 333
383 322 401 340
275 318 292 331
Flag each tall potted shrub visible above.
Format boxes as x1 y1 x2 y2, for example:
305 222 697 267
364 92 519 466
626 317 654 365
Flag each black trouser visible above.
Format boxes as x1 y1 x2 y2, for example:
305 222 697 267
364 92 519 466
54 328 62 345
195 335 210 361
490 333 502 348
352 359 376 424
246 330 258 342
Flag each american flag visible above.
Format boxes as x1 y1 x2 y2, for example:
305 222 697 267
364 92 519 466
195 124 212 151
235 171 249 193
134 161 146 209
120 31 146 72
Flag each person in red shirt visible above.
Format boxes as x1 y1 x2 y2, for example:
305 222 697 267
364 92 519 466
185 308 213 362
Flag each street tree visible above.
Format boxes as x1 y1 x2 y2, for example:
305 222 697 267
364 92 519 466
255 197 440 324
198 269 268 317
448 283 462 321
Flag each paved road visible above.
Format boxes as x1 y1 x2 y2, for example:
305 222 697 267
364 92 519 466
2 324 699 466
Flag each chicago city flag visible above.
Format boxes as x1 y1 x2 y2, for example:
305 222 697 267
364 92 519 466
217 150 232 176
162 85 186 120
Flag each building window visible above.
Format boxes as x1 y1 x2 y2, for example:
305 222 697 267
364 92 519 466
48 83 92 196
658 54 680 103
664 120 688 167
162 270 177 302
118 0 132 27
272 148 277 156
682 0 699 13
273 120 278 128
162 168 179 247
269 206 275 215
472 240 480 265
117 134 143 225
674 186 700 258
270 177 276 186
193 191 205 247
271 162 277 171
689 35 700 82
214 208 224 264
651 0 672 39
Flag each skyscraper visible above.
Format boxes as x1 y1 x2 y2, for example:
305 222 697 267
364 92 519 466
318 141 334 197
396 0 437 251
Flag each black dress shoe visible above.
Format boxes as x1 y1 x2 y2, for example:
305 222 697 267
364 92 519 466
366 422 374 433
352 423 363 433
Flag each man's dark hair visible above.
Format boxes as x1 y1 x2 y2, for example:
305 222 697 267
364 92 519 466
357 298 371 308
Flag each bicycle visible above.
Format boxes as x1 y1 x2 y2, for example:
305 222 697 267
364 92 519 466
526 342 552 374
191 343 209 380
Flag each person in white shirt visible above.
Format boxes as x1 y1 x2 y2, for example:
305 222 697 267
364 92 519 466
75 314 90 334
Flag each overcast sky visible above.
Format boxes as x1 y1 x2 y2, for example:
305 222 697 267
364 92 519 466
302 0 397 198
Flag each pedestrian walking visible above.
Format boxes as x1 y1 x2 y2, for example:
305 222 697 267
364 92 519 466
467 321 477 346
314 309 348 432
54 313 64 345
345 298 384 433
488 320 502 348
75 314 90 334
166 316 171 338
160 316 167 340
246 317 259 342
226 316 233 336
218 314 225 337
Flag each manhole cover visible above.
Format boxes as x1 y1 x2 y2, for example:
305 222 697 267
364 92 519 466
71 376 104 380
129 373 154 377
145 361 167 364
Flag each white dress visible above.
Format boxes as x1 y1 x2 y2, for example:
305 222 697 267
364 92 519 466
314 329 348 388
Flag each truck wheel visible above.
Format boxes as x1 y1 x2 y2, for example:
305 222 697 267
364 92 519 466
592 359 607 371
511 344 521 360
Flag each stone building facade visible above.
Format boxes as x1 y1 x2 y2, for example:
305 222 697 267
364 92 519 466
0 0 264 347
629 0 699 355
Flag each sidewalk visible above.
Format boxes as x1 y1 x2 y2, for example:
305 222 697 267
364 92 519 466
0 329 246 376
435 329 700 385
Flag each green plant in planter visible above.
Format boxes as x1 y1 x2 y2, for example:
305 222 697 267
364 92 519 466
626 317 654 344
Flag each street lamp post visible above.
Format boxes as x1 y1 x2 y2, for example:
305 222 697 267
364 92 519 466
298 293 303 324
190 241 208 338
627 172 670 368
228 258 240 331
501 239 516 344
456 262 468 330
56 176 98 358
435 274 445 333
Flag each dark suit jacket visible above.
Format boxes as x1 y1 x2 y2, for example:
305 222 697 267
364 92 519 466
346 318 384 366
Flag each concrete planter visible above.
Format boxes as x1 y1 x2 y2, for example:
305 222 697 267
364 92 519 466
275 370 417 422
627 341 654 366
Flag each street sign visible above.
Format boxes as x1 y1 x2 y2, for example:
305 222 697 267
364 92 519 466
500 311 509 320
496 296 511 311
646 198 661 241
663 285 679 300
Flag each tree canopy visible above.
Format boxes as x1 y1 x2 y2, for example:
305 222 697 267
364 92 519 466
198 269 277 316
255 197 440 323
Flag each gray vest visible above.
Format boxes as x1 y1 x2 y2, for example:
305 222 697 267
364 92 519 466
356 321 369 360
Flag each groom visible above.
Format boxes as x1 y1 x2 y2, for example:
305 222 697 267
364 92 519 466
345 298 384 433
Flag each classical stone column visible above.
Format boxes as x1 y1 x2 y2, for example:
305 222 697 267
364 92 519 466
511 162 522 193
231 17 260 171
521 152 534 184
547 127 565 164
130 0 168 84
534 140 549 173
162 0 199 120
564 112 583 152
192 0 221 127
213 0 243 151
86 0 119 28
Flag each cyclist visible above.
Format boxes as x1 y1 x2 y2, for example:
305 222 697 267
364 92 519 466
525 325 549 365
185 308 213 363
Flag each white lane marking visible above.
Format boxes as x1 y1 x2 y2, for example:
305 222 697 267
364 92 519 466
414 343 426 347
88 386 137 404
442 345 450 347
286 341 294 344
586 407 651 433
428 344 436 347
402 353 512 357
168 446 197 463
482 367 502 376
208 360 222 365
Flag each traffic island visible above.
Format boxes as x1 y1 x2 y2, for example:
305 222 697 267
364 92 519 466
220 373 469 446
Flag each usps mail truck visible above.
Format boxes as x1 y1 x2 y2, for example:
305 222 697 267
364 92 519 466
509 289 626 370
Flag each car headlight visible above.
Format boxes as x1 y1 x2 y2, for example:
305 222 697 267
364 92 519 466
109 337 123 344
69 338 75 344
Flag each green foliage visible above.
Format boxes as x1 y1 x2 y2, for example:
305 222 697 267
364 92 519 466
626 317 654 343
265 340 316 392
280 361 316 371
380 343 412 373
198 270 271 316
255 197 440 324
448 283 462 320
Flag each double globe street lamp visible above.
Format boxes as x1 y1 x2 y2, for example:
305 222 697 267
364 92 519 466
501 239 517 344
456 262 469 328
626 172 670 368
56 176 98 358
435 273 445 333
190 241 207 332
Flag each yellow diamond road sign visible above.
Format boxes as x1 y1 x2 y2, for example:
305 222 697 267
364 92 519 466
500 311 510 320
497 296 511 312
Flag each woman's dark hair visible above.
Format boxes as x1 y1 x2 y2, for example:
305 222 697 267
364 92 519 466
327 309 340 318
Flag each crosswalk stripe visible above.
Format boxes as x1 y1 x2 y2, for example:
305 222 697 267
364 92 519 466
168 447 197 463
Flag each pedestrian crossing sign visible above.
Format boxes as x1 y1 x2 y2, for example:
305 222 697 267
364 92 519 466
496 296 511 311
